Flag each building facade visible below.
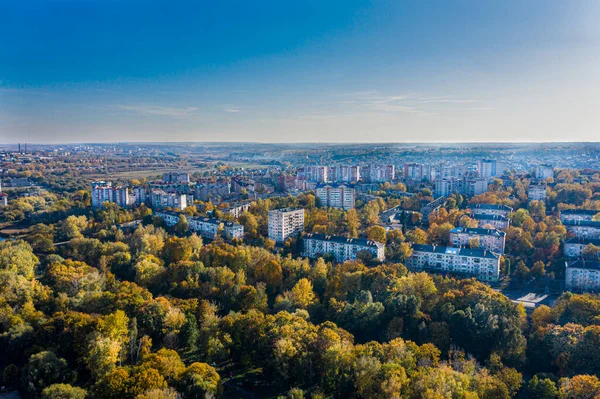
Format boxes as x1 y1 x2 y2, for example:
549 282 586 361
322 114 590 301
478 159 497 178
560 209 599 223
528 183 547 202
268 208 305 243
302 233 385 263
566 260 600 292
469 203 513 218
564 220 600 239
564 237 600 258
406 244 500 282
91 181 130 208
316 184 356 210
472 213 510 230
150 189 187 210
449 227 506 254
535 164 554 180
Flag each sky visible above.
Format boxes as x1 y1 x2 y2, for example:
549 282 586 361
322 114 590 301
1 0 600 143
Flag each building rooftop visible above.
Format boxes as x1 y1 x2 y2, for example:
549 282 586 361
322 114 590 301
472 213 509 221
471 203 513 211
450 227 506 237
303 233 384 248
565 237 600 246
269 207 304 213
561 209 600 216
566 259 600 271
411 244 499 259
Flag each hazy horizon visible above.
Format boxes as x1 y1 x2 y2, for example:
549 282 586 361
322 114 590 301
2 0 600 143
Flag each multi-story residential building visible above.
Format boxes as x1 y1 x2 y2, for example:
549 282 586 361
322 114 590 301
91 181 129 208
403 163 423 180
302 233 385 263
434 178 460 197
449 227 506 254
132 186 149 206
560 209 599 223
0 192 8 206
528 183 547 202
327 165 361 183
469 203 513 218
564 220 600 239
112 186 130 207
268 208 305 243
566 259 600 292
362 164 395 183
421 197 446 221
472 213 510 230
155 211 244 240
221 202 251 219
150 189 187 210
535 164 554 180
316 183 355 210
564 237 600 258
303 166 328 183
406 244 500 282
162 172 190 183
478 159 497 178
195 180 231 201
91 181 113 208
464 178 489 197
232 177 256 194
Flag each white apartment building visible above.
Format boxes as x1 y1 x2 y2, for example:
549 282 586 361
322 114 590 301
150 189 187 210
406 244 500 282
91 181 130 208
560 209 599 223
528 183 547 202
403 163 423 180
316 184 355 210
362 164 395 183
268 208 305 243
564 220 600 239
162 172 190 183
472 213 510 230
434 178 460 197
303 166 328 183
566 260 600 292
535 164 554 180
449 227 506 254
477 159 497 178
155 211 244 240
469 203 513 218
302 233 385 263
564 237 600 258
195 180 231 201
222 202 251 219
465 178 489 197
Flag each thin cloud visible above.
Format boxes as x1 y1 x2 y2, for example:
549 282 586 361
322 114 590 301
224 107 241 113
117 104 198 116
338 91 482 114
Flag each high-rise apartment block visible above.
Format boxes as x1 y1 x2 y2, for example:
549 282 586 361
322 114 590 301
91 181 130 208
268 208 305 243
477 159 497 178
535 164 554 180
150 189 187 210
316 184 355 210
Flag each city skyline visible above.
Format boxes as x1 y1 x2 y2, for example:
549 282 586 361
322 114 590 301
2 0 600 143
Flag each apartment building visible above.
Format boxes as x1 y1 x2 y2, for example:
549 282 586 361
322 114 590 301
328 165 361 183
149 189 187 210
316 183 356 210
91 181 130 208
477 159 497 178
535 164 554 180
564 237 600 258
268 208 305 243
302 233 385 263
162 172 190 183
132 186 149 206
564 220 600 239
528 183 547 202
566 260 600 292
472 213 510 230
403 163 423 180
406 244 500 282
560 209 599 223
449 227 506 254
195 180 231 201
155 211 244 240
464 178 489 197
362 164 395 183
303 166 328 183
469 203 513 218
221 202 251 219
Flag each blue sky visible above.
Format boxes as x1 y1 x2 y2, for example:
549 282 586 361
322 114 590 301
1 0 599 143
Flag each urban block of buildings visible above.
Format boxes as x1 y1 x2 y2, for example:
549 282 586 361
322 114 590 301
302 233 385 263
